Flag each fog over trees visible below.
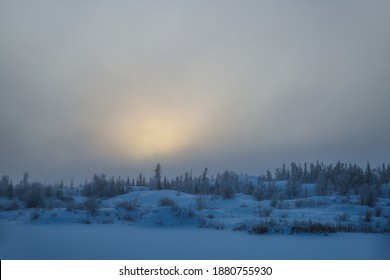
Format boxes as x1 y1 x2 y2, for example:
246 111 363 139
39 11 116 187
1 161 390 208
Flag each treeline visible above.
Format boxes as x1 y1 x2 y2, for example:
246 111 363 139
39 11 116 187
0 172 77 208
251 161 390 207
1 161 390 208
141 161 390 206
0 172 133 208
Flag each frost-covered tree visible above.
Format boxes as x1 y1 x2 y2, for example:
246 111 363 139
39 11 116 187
266 169 273 181
286 180 302 199
219 170 238 199
334 173 350 196
149 163 162 190
290 162 303 183
183 171 194 193
253 180 267 201
81 173 127 198
364 162 373 185
24 182 44 208
359 184 377 207
0 175 13 199
315 171 329 196
200 167 210 194
274 164 290 180
84 197 101 217
136 173 146 186
153 163 162 190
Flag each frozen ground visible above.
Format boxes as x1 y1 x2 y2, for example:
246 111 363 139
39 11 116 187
1 222 389 260
1 186 389 259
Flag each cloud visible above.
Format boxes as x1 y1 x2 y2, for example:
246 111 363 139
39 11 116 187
1 0 389 181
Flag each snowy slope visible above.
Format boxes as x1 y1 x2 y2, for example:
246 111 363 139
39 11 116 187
1 185 390 259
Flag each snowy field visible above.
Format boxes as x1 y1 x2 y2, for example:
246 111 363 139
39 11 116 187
1 221 389 260
1 186 390 260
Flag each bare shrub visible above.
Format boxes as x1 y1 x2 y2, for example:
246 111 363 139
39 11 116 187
83 197 101 217
78 216 92 224
30 208 41 220
249 222 269 234
280 212 288 219
291 220 336 234
334 213 350 222
362 210 373 223
278 201 291 209
295 198 311 208
195 195 207 210
198 218 224 230
219 171 238 199
66 201 83 212
158 197 176 207
24 183 44 208
233 222 250 232
359 184 377 207
253 186 266 201
116 199 139 211
120 214 139 223
374 207 383 217
171 205 196 219
100 218 114 224
254 206 272 217
2 201 19 211
279 212 289 224
270 197 279 208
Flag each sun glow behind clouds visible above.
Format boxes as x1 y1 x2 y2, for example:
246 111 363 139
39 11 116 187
102 106 206 160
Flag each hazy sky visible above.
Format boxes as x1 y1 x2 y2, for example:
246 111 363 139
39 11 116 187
1 0 389 183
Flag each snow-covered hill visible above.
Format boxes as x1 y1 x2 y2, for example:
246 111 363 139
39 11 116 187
1 185 390 259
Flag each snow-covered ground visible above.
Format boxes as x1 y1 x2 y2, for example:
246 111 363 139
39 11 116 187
1 187 389 259
1 222 389 260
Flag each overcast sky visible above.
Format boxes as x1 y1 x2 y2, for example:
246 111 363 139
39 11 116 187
1 0 389 183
